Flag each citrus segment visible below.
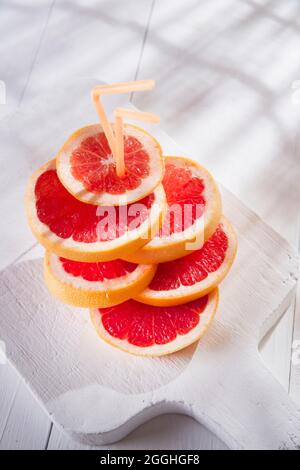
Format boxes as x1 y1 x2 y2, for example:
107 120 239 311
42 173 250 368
25 160 166 262
56 124 164 205
135 217 237 306
90 289 219 356
44 252 156 308
122 156 222 264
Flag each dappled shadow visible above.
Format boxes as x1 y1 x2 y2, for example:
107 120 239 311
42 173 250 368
130 0 300 243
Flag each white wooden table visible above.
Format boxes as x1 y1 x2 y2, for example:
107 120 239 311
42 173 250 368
0 0 299 450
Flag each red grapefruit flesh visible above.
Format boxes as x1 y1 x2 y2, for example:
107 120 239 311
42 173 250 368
56 124 164 206
44 253 156 308
26 160 166 262
90 289 219 356
122 156 222 264
135 217 237 306
60 257 137 281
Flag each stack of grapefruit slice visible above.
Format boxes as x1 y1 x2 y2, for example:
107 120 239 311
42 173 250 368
26 124 237 357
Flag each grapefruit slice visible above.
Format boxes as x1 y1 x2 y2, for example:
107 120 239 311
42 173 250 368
56 124 164 206
122 156 222 264
44 252 156 308
135 217 237 307
90 290 219 356
25 160 166 262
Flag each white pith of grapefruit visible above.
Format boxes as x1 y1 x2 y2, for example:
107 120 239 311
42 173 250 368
44 252 156 308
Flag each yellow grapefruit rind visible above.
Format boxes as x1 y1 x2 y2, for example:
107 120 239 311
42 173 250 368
90 289 219 357
56 123 164 206
122 156 222 264
44 251 157 308
25 159 166 262
135 216 237 307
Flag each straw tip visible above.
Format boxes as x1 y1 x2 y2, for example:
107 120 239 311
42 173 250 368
146 79 155 89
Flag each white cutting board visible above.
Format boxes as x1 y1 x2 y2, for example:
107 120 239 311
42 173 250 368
0 80 299 450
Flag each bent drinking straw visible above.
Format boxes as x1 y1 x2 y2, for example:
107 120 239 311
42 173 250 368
114 108 160 178
91 80 158 177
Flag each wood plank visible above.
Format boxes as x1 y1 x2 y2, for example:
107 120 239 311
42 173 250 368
0 244 51 450
290 217 300 405
22 0 154 106
259 305 295 390
260 220 299 391
0 365 21 442
0 0 54 119
48 417 228 450
0 380 51 450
